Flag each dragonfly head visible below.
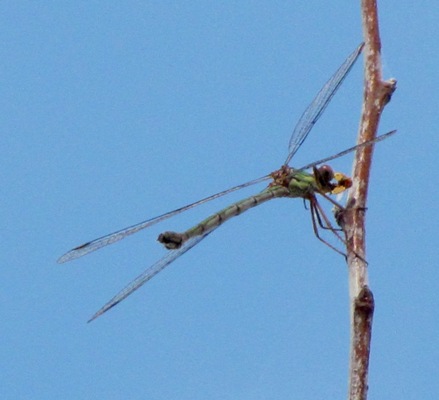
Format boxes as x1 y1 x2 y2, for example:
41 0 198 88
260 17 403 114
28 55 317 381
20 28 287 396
313 165 352 194
313 165 334 192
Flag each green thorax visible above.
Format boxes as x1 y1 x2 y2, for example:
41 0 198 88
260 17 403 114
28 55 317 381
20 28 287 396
268 165 340 199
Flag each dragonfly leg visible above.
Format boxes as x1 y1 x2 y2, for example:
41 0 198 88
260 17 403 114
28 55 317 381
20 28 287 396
318 191 345 210
309 196 347 257
313 203 343 232
313 198 347 244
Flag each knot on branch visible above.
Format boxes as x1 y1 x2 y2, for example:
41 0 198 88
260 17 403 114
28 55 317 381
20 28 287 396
355 285 375 315
380 78 397 106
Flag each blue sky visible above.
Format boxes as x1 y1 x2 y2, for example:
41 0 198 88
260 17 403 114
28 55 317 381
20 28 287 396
2 2 438 399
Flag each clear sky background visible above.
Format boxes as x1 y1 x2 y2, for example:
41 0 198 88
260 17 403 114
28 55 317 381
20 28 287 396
2 2 438 399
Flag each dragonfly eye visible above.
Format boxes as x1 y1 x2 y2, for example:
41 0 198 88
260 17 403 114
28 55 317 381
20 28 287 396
317 165 334 184
312 165 336 193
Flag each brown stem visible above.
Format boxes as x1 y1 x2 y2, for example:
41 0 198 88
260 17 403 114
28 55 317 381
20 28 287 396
349 286 375 398
338 1 397 399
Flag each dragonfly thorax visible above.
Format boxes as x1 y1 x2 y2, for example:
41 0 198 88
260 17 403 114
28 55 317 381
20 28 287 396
270 165 328 198
269 164 352 199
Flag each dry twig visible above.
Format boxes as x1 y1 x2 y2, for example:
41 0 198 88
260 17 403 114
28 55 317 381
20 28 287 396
337 1 397 399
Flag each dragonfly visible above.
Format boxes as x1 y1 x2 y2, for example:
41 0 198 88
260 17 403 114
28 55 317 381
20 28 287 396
58 43 394 322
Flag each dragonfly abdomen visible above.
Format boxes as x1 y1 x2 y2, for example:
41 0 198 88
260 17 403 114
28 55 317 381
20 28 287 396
158 186 290 250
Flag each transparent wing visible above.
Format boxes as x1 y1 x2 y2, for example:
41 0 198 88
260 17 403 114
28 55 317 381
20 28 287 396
87 131 398 322
88 231 213 322
284 43 364 166
57 175 270 263
297 130 397 171
58 45 362 265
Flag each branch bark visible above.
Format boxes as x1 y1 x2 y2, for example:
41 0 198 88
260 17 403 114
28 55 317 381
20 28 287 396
338 1 397 399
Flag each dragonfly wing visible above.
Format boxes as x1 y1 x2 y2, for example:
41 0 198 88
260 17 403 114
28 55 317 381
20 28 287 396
88 231 212 322
297 130 397 171
57 174 270 263
57 215 176 263
284 43 364 166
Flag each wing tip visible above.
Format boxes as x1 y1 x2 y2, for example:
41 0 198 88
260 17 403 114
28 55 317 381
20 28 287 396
57 253 72 264
87 302 118 323
57 250 80 264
